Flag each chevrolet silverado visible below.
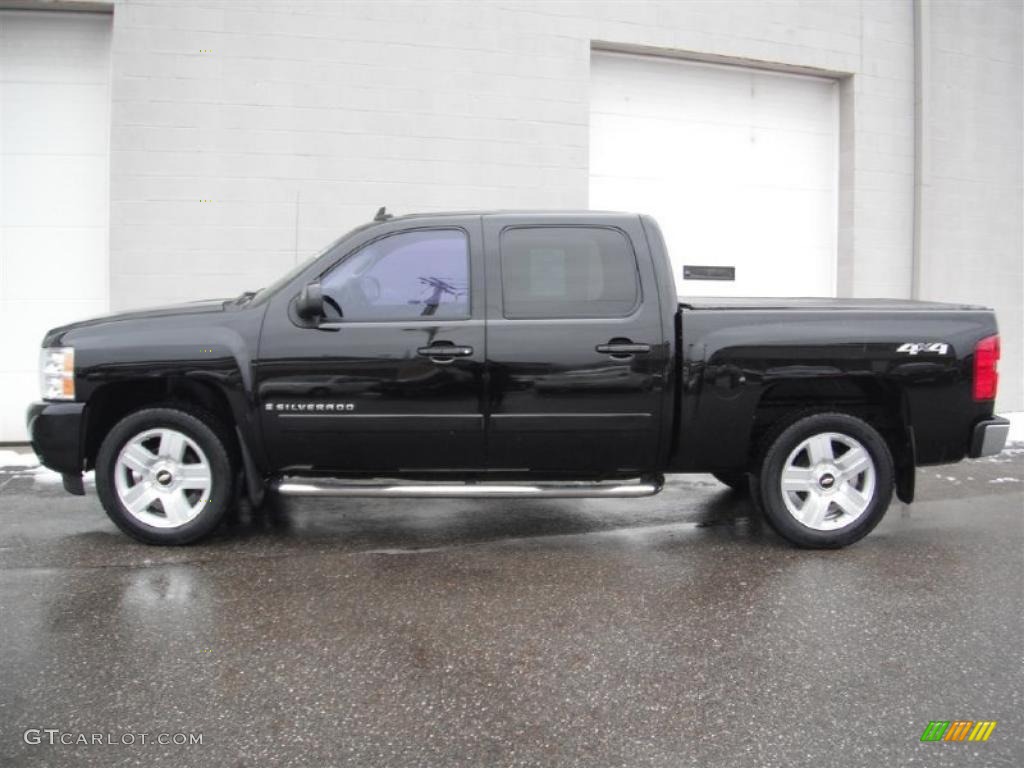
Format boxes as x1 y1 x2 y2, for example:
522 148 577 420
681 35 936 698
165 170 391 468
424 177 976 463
27 211 1009 547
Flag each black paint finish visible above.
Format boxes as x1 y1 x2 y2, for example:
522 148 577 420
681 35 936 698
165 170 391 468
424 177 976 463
26 211 1002 490
481 214 670 473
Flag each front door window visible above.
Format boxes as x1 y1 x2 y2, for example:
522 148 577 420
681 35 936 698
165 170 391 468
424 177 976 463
320 229 469 321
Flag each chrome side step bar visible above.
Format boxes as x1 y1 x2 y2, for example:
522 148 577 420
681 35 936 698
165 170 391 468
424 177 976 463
272 474 664 499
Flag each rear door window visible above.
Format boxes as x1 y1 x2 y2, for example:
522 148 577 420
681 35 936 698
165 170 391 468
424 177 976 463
499 227 639 319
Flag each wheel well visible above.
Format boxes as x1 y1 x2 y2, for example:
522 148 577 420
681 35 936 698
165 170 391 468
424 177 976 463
750 378 912 490
83 378 237 470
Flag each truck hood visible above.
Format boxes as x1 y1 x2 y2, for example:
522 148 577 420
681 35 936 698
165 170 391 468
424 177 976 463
42 298 230 347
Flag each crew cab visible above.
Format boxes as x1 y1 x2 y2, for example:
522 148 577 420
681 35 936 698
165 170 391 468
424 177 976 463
27 211 1009 547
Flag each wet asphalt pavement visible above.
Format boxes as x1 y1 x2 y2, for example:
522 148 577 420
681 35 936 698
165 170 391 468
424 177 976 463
0 449 1021 768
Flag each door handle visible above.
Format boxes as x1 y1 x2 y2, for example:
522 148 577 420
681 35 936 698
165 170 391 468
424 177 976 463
417 344 473 364
596 342 651 358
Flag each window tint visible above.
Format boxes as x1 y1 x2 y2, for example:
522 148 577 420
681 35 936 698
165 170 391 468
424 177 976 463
321 229 469 321
500 227 639 319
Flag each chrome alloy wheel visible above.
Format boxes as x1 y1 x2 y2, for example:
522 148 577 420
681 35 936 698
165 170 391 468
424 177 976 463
113 428 213 528
779 431 876 531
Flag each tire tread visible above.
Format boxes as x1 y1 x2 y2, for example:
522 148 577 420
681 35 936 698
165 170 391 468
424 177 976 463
94 404 236 545
756 411 895 548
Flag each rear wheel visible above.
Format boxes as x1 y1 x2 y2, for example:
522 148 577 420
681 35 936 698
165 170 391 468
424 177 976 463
756 412 894 548
95 406 235 544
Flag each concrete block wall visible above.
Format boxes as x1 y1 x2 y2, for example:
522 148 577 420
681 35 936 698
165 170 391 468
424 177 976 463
917 0 1023 412
107 0 1021 409
108 0 914 302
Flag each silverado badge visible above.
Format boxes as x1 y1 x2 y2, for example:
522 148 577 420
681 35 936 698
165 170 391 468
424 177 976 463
265 402 356 412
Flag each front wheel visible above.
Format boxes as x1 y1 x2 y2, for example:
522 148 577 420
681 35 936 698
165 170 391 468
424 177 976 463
95 406 235 544
757 413 894 548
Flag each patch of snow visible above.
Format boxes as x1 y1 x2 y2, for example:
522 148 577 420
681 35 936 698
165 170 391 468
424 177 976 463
989 477 1021 484
1002 411 1024 445
978 446 1024 464
29 466 65 484
0 450 40 468
0 454 94 488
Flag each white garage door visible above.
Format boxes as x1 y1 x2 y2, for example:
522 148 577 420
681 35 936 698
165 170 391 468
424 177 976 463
589 51 838 299
0 11 111 441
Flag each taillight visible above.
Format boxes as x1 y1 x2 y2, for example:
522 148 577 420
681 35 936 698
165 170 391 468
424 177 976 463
973 334 999 401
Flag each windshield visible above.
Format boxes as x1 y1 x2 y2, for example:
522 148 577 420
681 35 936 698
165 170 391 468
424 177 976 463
249 253 318 305
249 222 377 305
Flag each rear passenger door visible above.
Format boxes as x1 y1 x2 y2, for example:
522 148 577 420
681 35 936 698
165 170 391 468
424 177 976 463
482 215 669 473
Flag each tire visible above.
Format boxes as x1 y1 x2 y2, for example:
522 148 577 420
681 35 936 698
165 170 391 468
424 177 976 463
95 406 236 544
756 412 894 548
712 471 749 494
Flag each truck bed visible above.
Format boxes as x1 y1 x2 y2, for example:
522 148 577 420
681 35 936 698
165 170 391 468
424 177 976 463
679 297 986 312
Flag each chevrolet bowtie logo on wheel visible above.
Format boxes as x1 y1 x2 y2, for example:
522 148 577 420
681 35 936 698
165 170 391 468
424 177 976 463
920 720 997 742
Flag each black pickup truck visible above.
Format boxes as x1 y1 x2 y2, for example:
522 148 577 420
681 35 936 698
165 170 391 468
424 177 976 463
27 211 1008 548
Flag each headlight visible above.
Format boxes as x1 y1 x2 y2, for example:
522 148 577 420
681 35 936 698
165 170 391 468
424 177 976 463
40 347 75 400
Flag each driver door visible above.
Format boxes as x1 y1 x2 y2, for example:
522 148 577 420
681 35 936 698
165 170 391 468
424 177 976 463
255 218 487 473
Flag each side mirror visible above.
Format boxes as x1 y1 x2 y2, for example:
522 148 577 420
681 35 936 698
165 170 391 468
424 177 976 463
295 281 324 320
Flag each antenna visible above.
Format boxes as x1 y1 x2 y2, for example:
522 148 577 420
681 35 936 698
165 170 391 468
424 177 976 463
293 190 301 265
374 206 393 222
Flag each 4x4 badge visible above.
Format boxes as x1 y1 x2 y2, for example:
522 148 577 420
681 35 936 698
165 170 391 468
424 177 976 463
896 342 949 356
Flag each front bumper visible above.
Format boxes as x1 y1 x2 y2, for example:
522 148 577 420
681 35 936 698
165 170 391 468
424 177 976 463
26 401 85 475
969 417 1010 458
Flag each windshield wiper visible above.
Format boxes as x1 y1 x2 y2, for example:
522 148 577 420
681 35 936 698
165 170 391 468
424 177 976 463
224 291 257 308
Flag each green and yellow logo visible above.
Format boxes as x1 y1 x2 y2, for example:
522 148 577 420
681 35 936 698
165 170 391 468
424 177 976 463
920 720 997 742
